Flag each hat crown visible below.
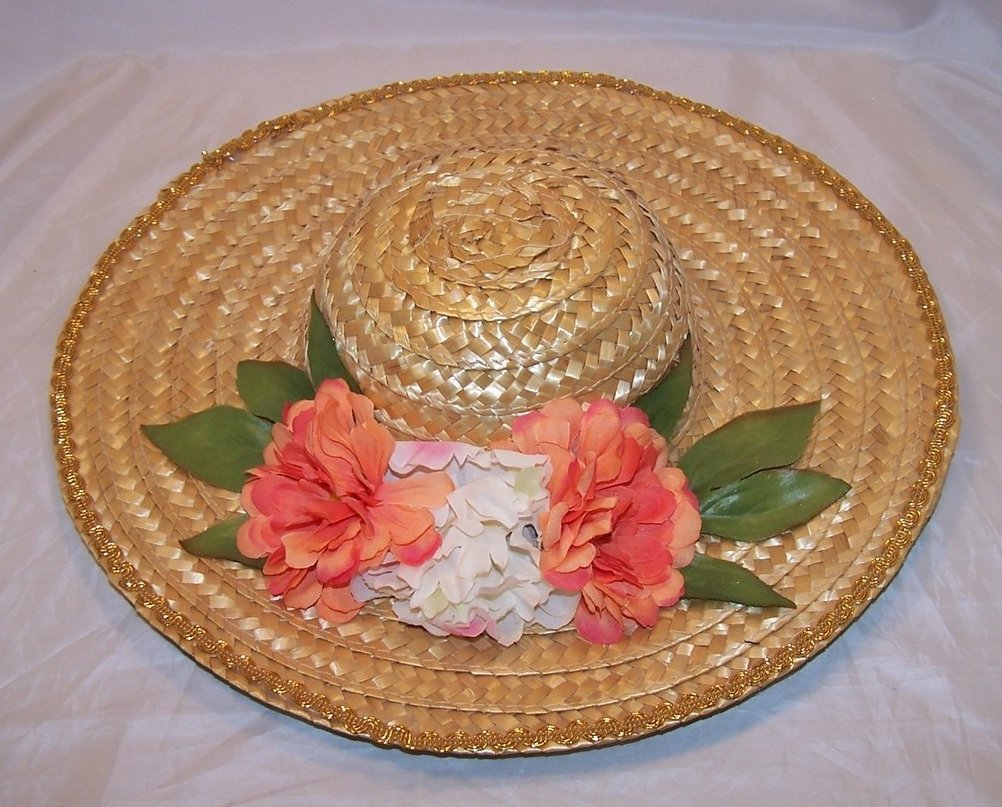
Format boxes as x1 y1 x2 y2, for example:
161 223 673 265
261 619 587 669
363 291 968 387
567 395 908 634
316 144 689 442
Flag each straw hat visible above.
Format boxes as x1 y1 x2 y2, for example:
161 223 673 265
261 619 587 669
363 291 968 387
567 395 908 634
53 71 958 754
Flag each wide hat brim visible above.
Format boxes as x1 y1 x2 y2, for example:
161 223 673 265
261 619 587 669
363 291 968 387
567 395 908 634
53 71 958 755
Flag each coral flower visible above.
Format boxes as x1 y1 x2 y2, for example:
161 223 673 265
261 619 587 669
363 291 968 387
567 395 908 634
237 379 454 623
498 398 701 644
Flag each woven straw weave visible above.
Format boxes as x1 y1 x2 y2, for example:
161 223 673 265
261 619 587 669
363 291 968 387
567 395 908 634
315 141 688 442
53 72 958 754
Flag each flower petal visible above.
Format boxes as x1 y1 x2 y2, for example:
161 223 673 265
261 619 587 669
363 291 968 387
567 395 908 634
393 523 442 566
316 542 359 586
316 585 363 624
281 569 322 609
282 529 330 569
378 471 454 510
574 597 624 645
390 440 480 473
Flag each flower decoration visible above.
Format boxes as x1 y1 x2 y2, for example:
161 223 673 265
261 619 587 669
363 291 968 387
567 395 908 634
235 379 453 623
142 299 850 646
498 399 701 644
352 442 579 645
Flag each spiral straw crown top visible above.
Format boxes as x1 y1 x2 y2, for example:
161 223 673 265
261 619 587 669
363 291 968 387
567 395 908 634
316 144 689 442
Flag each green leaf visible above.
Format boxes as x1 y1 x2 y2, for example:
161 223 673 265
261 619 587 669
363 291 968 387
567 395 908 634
181 514 264 569
634 335 693 440
679 401 821 499
681 553 794 608
700 468 850 542
307 293 360 392
237 359 315 421
141 405 272 492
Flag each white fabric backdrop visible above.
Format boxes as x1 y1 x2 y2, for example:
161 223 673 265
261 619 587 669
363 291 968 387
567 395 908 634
2 1 1000 804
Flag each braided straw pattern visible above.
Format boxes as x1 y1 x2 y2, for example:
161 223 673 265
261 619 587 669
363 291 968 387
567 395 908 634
316 143 688 441
52 72 959 755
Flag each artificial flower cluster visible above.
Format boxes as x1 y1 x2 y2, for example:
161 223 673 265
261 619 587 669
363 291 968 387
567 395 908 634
236 379 702 645
143 301 847 649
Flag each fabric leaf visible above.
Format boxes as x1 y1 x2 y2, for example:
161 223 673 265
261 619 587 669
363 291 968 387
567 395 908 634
700 468 850 541
681 553 794 608
141 405 272 491
181 514 264 568
634 336 693 440
307 293 361 392
237 359 314 421
679 401 821 498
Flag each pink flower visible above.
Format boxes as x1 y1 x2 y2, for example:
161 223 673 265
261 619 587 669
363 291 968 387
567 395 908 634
237 379 454 623
498 398 701 644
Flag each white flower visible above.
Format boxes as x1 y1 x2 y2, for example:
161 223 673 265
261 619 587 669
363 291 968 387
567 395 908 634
351 442 579 645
